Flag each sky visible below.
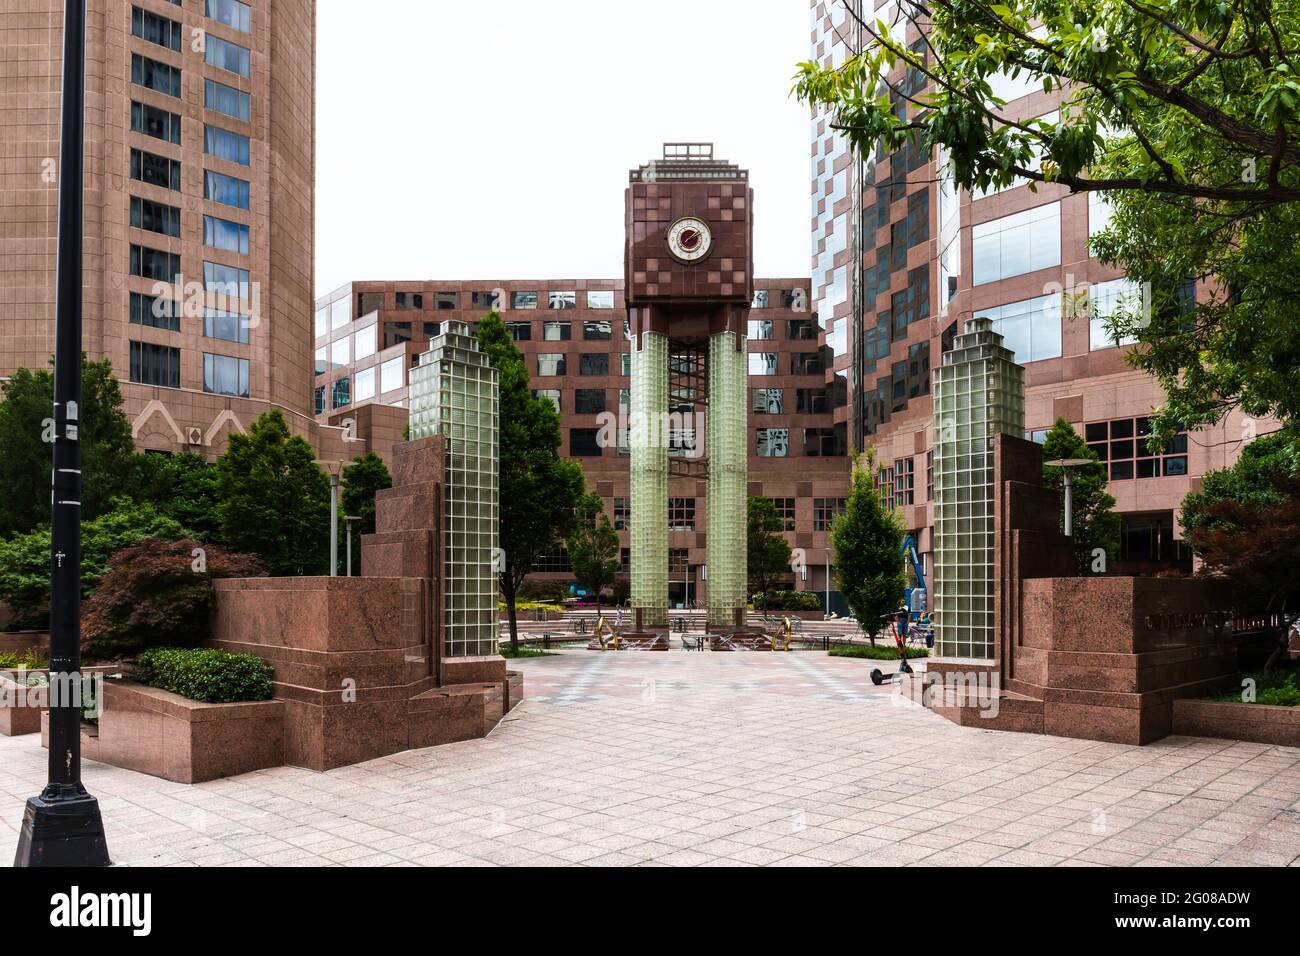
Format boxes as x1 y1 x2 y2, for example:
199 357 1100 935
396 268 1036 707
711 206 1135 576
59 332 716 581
315 0 812 296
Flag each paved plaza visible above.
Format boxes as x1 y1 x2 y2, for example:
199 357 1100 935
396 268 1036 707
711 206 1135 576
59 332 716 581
2 650 1298 867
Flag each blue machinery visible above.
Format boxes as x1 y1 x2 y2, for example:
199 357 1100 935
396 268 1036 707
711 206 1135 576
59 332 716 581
901 534 927 620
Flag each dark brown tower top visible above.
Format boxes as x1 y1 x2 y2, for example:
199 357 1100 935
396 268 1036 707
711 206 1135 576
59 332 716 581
625 143 754 307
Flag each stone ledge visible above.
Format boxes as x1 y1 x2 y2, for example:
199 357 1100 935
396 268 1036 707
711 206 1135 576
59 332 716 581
1172 699 1300 747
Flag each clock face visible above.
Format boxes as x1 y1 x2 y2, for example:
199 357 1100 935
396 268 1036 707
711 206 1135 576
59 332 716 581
666 216 713 263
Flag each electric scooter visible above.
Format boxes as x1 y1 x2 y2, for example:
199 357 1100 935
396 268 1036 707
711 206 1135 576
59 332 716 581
870 611 915 686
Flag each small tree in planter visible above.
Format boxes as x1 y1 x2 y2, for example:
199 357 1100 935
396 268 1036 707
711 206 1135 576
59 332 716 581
830 452 906 644
81 538 265 662
748 496 793 612
566 493 619 613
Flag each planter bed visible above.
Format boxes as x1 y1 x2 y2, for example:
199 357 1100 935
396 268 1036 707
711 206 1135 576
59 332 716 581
42 678 284 783
0 664 120 737
1172 698 1300 747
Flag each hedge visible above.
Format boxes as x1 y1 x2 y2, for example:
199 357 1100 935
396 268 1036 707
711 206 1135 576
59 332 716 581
135 648 274 703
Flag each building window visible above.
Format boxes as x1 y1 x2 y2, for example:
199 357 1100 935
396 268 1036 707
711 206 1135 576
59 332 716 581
205 35 250 77
204 170 249 209
314 385 325 415
130 341 181 388
470 291 500 310
204 124 250 165
772 497 796 531
537 353 566 376
531 549 572 572
975 293 1063 364
434 292 458 310
202 353 249 397
796 388 830 414
583 320 612 340
548 291 576 310
748 353 778 376
668 498 696 532
747 319 774 340
328 298 349 330
543 321 571 341
1088 278 1146 351
131 148 180 191
130 101 180 144
1085 417 1188 481
383 322 411 348
203 215 250 255
203 261 249 300
621 353 631 376
575 389 605 414
587 290 614 309
330 376 350 409
354 366 376 403
613 497 630 531
532 389 560 412
579 353 608 376
131 54 181 97
352 292 382 316
752 388 783 414
394 291 422 310
791 351 826 375
804 427 845 457
329 339 349 369
354 324 376 360
787 319 816 340
972 202 1061 285
751 290 769 308
380 357 403 393
203 309 248 344
130 244 181 283
130 292 179 331
1088 191 1115 240
813 498 846 532
570 428 602 456
132 6 182 50
669 549 689 574
130 197 180 238
512 291 538 310
205 0 251 32
314 346 326 376
756 428 788 457
505 321 531 341
204 79 250 122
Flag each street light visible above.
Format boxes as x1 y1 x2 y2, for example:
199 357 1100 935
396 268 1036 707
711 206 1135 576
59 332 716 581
344 515 362 576
1044 458 1092 537
15 0 111 867
314 460 345 575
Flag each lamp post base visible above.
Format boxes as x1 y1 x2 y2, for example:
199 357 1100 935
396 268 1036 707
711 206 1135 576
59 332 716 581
13 786 110 867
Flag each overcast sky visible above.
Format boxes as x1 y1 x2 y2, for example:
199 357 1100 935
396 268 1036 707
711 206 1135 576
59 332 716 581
315 0 812 296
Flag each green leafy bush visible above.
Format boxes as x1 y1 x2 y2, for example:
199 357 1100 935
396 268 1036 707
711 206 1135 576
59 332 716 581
135 648 274 703
1214 666 1300 707
754 590 823 612
829 643 929 661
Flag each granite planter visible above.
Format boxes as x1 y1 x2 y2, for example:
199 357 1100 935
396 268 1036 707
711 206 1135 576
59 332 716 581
1172 698 1300 747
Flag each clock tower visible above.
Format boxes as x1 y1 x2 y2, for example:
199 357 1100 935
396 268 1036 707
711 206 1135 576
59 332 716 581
624 143 756 639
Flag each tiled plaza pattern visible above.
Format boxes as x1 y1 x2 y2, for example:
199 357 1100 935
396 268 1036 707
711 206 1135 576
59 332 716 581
2 651 1298 866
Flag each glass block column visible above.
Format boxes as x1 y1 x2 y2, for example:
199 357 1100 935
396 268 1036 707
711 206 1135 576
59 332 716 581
931 316 1024 659
408 321 500 658
706 331 747 626
629 330 668 626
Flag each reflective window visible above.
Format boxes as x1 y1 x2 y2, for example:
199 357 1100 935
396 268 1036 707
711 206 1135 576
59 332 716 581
132 7 182 50
756 428 789 457
205 0 251 32
329 298 349 330
974 293 1062 363
533 389 560 412
971 203 1060 285
203 309 248 344
131 149 180 191
1088 278 1146 351
204 170 249 209
395 291 423 309
542 321 571 341
204 79 250 122
354 324 376 360
354 366 375 402
748 353 778 376
747 319 774 340
203 261 249 300
751 290 769 308
330 376 350 409
130 292 179 331
130 197 180 237
131 101 180 144
512 291 538 310
537 354 565 376
203 353 249 397
380 357 404 393
204 124 250 165
752 388 783 413
548 291 576 310
203 215 250 254
129 244 180 282
435 292 458 310
205 35 250 77
583 320 612 340
574 389 605 414
586 290 614 309
130 341 181 388
131 54 180 96
314 346 326 376
506 321 531 341
1089 191 1115 240
570 428 602 456
330 338 349 369
579 353 608 376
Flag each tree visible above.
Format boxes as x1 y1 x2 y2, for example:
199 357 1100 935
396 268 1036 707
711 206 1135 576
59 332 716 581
0 358 135 538
566 492 620 612
0 498 187 628
1181 433 1300 617
215 410 330 576
1041 419 1120 574
136 452 224 543
830 452 906 642
748 496 793 607
341 452 393 574
81 538 265 662
476 311 586 650
794 2 1300 448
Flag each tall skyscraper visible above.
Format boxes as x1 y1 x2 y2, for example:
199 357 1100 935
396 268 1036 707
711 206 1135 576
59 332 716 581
1 0 332 458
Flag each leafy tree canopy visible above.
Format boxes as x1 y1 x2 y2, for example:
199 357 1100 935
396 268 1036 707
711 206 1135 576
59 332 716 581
0 358 135 538
566 492 620 609
215 409 330 576
748 496 793 602
1041 418 1120 573
341 451 393 573
831 452 906 637
135 451 224 543
794 1 1300 448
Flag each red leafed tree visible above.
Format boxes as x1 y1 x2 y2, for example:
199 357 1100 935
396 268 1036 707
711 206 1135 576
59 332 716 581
81 538 265 662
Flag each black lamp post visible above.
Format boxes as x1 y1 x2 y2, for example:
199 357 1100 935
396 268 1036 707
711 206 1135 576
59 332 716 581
13 0 110 868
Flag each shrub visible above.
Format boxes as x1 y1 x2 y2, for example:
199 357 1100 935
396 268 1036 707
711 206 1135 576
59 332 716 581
81 539 265 662
755 590 823 612
829 643 929 661
135 647 274 703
